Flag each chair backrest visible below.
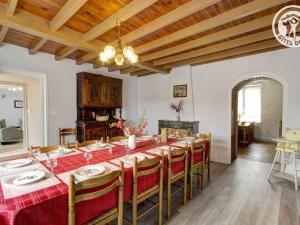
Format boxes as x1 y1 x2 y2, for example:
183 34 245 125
59 128 77 145
28 145 62 154
68 163 124 225
285 128 300 141
76 140 97 148
132 153 163 196
110 136 126 142
168 147 187 176
190 141 205 166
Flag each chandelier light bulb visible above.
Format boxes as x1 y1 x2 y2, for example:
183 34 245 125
128 53 138 64
115 53 125 66
123 46 134 59
99 52 108 62
103 45 116 60
18 87 23 91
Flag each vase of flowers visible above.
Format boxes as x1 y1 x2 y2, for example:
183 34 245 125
111 112 148 150
170 100 183 121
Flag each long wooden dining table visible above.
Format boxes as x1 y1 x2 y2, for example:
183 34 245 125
0 137 207 225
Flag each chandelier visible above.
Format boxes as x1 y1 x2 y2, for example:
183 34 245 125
99 20 138 66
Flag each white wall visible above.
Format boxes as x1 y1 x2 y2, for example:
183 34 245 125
239 80 283 141
138 47 300 164
0 44 138 146
0 88 23 127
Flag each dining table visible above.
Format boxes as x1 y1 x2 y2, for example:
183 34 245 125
0 136 208 225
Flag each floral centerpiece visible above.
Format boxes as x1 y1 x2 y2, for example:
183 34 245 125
110 112 148 149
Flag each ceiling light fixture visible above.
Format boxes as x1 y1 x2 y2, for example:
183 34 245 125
99 20 138 66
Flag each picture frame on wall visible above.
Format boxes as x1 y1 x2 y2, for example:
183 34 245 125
173 84 187 98
14 100 23 108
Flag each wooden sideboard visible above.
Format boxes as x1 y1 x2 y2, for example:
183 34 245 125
76 72 123 142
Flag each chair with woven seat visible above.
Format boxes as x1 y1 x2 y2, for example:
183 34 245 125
195 133 211 180
68 162 124 225
127 153 164 225
189 141 205 200
75 140 97 148
166 147 188 219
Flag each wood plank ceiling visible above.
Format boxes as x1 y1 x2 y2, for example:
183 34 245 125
0 0 294 77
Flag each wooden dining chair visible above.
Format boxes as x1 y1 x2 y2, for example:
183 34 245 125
166 147 188 219
127 153 164 225
28 145 62 155
68 162 124 225
195 133 212 180
189 141 205 200
59 128 77 145
75 140 97 148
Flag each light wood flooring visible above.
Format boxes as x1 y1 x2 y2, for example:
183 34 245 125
131 142 299 225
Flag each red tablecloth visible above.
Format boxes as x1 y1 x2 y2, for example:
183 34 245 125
0 139 206 225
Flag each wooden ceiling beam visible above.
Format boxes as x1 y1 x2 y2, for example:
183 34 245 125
0 0 19 46
84 0 158 41
134 61 170 74
29 38 47 55
77 52 99 65
77 0 219 65
131 69 151 76
7 0 18 16
163 39 281 69
108 64 130 72
120 0 219 44
135 0 290 54
0 4 105 53
155 29 275 66
0 26 8 46
136 72 156 77
142 14 274 62
120 67 141 74
50 0 88 31
191 45 285 67
55 46 77 60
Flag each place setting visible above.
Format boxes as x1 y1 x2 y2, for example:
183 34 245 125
33 146 81 161
57 161 118 184
78 140 115 152
0 157 41 177
110 152 153 168
0 157 60 199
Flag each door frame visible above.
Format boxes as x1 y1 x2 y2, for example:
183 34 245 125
0 66 48 146
228 72 288 162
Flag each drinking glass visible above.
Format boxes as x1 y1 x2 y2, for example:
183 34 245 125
46 158 58 176
83 152 93 165
154 136 161 150
32 148 41 158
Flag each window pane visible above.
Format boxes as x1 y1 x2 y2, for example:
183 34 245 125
243 87 261 122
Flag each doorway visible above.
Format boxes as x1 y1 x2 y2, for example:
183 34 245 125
0 82 26 156
231 77 283 163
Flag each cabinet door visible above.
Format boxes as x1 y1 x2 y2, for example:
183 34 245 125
87 79 103 107
85 127 107 140
106 83 122 107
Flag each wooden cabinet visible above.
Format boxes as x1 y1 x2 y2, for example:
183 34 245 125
77 72 122 108
76 72 123 142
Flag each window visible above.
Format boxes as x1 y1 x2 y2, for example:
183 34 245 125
238 85 261 123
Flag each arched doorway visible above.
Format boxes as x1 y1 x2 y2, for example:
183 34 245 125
230 73 287 162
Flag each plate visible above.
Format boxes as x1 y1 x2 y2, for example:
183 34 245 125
75 165 106 177
4 158 33 169
6 171 46 186
124 154 145 163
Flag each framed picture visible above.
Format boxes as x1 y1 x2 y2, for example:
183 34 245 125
14 100 23 108
173 84 187 98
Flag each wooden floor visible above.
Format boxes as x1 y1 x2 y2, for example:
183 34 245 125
131 142 300 225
